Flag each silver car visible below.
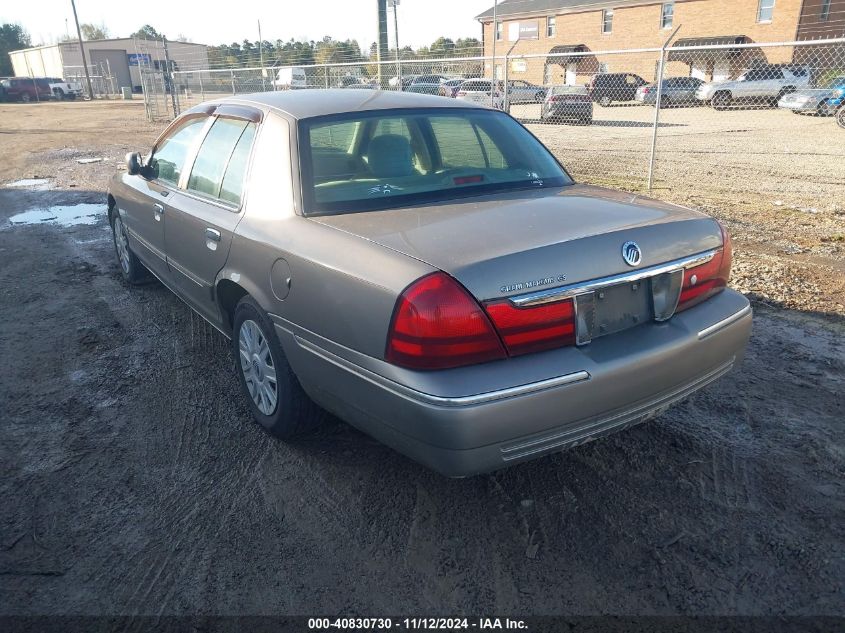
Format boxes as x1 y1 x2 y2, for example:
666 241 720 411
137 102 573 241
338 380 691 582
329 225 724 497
107 90 751 476
778 76 845 116
635 76 704 108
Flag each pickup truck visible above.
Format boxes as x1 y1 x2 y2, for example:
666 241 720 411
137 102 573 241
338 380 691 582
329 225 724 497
46 77 83 100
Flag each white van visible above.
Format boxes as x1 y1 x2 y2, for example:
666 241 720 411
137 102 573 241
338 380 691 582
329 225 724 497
273 67 307 90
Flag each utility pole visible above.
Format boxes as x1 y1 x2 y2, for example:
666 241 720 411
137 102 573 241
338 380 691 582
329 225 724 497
70 0 94 100
389 0 401 89
376 0 389 89
258 20 266 90
491 0 498 106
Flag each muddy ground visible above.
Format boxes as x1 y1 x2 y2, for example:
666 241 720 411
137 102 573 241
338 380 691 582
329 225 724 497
0 100 843 617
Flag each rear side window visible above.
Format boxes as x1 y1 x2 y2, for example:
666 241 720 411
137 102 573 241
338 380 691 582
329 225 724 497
187 118 249 198
149 117 208 186
220 123 257 205
187 117 256 205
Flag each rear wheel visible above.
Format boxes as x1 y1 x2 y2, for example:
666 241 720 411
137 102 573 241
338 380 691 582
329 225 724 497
53 88 64 100
232 296 325 439
535 91 545 103
658 95 672 109
599 95 611 107
837 107 845 129
712 91 731 110
776 87 795 105
20 92 31 103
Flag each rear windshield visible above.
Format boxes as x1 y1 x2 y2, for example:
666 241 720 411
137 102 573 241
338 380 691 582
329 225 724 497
299 108 571 216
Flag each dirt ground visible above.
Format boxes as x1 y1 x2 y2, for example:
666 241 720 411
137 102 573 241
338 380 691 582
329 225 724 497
0 100 843 617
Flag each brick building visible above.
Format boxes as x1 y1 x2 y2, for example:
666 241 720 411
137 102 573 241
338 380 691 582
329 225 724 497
477 0 845 85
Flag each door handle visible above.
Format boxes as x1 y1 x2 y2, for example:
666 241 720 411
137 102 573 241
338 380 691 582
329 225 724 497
205 228 221 242
154 203 165 216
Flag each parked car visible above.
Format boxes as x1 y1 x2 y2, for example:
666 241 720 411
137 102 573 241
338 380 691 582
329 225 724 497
541 85 593 124
438 78 466 98
635 76 704 108
0 77 52 102
45 77 83 100
696 64 811 110
507 80 546 105
107 90 751 476
407 75 448 95
336 76 375 89
389 75 416 90
778 75 845 116
588 73 648 106
272 67 307 90
455 79 504 109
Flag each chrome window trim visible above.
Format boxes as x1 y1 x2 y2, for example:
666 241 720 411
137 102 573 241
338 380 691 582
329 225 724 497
509 249 719 307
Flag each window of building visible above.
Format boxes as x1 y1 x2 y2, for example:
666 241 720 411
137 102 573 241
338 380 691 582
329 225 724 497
661 2 674 29
602 9 614 33
495 21 503 40
821 0 831 21
757 0 775 23
547 16 557 37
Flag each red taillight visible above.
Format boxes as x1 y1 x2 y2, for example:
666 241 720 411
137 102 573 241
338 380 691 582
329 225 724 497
642 87 651 94
385 273 506 370
677 222 733 313
484 298 576 356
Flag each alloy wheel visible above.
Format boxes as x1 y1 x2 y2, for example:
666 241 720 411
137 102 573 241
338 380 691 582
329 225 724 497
238 319 278 416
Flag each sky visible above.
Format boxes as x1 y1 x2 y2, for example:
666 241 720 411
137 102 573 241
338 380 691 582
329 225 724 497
3 0 494 49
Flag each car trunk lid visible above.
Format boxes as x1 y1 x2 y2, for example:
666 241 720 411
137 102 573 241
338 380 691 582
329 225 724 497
311 183 722 302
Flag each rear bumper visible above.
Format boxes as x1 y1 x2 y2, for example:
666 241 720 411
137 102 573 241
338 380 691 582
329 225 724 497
542 102 593 119
276 289 751 477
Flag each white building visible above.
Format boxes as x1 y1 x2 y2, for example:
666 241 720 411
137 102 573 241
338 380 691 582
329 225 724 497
9 38 209 93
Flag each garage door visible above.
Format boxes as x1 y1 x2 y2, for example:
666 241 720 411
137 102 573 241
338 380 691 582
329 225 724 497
88 49 132 91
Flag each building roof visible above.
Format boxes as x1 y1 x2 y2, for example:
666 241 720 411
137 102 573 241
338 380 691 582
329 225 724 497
221 90 481 120
476 0 658 21
10 37 208 55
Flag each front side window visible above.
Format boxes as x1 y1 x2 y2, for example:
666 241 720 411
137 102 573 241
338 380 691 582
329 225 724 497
547 16 556 37
149 117 208 186
299 109 570 216
602 9 614 33
661 2 674 29
757 0 775 22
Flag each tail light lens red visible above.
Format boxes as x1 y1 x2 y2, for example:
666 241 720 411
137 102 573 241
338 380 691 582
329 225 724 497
677 222 733 313
385 273 506 370
484 298 576 356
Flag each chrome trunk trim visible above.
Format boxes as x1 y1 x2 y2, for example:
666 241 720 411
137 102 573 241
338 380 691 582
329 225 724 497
510 249 719 307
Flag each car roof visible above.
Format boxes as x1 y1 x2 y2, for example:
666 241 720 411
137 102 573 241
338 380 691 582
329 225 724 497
218 89 481 120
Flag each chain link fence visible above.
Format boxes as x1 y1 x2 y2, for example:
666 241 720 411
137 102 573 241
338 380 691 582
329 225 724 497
166 38 844 206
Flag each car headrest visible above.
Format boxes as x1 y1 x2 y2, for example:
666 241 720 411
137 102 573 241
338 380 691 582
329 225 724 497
368 134 415 178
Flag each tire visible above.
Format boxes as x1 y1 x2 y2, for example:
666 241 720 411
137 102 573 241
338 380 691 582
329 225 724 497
535 91 545 103
599 95 611 107
53 88 64 100
712 91 731 111
776 87 795 104
837 108 845 129
582 117 593 126
658 95 672 109
110 212 147 284
232 296 325 439
20 92 31 103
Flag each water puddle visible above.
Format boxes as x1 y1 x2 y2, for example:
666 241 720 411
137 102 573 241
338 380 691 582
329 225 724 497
8 203 105 228
5 178 54 190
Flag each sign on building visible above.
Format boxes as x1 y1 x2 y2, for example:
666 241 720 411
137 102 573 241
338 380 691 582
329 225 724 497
127 53 152 67
508 21 540 41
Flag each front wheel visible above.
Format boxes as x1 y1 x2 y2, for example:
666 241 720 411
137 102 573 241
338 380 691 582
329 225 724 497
232 297 325 439
20 92 31 103
111 212 147 284
599 95 611 107
837 107 845 129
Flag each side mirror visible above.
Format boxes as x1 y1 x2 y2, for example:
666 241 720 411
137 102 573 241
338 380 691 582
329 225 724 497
126 152 142 176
